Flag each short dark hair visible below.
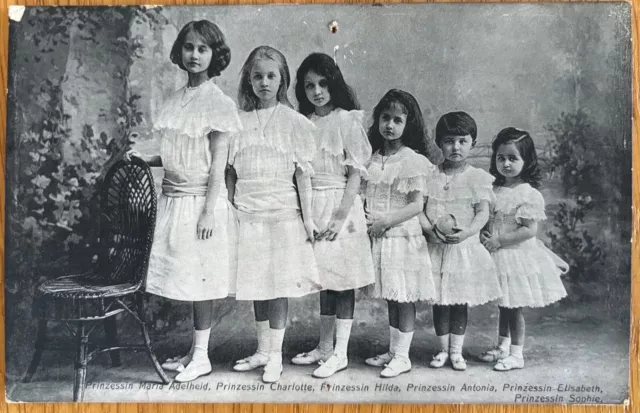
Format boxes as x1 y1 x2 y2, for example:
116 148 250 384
435 111 477 147
170 20 231 78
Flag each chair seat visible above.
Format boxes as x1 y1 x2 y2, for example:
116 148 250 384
37 274 139 300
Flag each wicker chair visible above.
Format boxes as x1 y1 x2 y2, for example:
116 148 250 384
22 157 170 401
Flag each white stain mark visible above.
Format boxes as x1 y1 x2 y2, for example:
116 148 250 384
9 5 26 22
142 5 160 9
303 21 308 25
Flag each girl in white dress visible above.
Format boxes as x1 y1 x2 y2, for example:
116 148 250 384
362 89 437 378
126 20 242 382
289 53 375 378
479 127 568 371
228 46 321 383
421 111 501 371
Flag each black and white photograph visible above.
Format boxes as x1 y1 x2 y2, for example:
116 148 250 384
4 3 632 403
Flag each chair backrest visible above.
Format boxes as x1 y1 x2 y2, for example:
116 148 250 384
98 157 157 286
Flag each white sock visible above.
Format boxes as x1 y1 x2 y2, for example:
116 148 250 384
436 334 450 353
450 333 465 355
498 335 511 352
395 331 414 359
319 314 335 353
510 344 524 359
389 326 399 356
256 320 270 355
334 319 353 359
192 328 211 362
269 328 286 359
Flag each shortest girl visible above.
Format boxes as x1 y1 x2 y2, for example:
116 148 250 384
480 127 568 371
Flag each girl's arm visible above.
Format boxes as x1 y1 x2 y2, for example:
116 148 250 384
197 131 230 240
483 218 538 252
295 167 318 241
368 190 423 237
444 199 490 244
225 164 237 205
316 166 360 241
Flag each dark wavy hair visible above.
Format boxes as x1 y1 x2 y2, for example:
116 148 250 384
294 53 359 116
490 127 542 188
170 20 231 78
368 89 428 157
435 111 477 148
237 46 292 111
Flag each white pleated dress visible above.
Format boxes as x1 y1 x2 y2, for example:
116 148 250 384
229 104 321 301
426 165 502 306
363 147 437 303
491 184 568 308
309 109 375 291
145 79 242 301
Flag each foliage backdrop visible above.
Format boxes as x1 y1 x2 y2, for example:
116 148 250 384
4 4 631 376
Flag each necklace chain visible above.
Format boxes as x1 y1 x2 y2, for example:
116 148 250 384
255 103 279 136
442 163 467 190
381 145 404 170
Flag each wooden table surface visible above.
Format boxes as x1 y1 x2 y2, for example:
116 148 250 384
0 0 637 412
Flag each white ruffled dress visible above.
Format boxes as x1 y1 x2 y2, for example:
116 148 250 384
145 79 242 301
229 104 321 301
309 109 375 291
363 147 437 303
491 184 568 308
426 165 501 306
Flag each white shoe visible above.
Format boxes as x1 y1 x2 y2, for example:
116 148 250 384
312 354 348 378
291 347 332 365
162 355 190 372
429 351 449 368
479 347 509 363
380 356 411 378
174 357 212 382
450 353 467 371
233 352 269 372
262 355 283 383
365 352 393 367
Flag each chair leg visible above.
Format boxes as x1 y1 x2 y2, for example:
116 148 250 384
73 323 89 402
135 293 170 384
103 317 122 367
22 318 47 383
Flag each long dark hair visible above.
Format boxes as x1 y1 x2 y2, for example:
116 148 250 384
294 53 359 116
170 20 231 78
490 127 542 188
237 46 292 111
368 89 428 157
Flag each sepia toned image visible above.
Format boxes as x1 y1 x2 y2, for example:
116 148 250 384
4 3 631 404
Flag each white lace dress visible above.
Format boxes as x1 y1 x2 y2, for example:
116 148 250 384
425 165 501 306
491 184 568 308
363 147 437 303
229 104 321 300
145 79 242 301
309 109 375 291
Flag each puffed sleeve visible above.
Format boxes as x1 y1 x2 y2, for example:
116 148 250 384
395 151 437 194
515 186 547 222
339 110 372 176
291 112 317 175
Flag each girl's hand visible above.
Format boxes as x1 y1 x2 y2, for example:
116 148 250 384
196 210 215 240
479 230 491 244
303 219 319 242
316 211 346 242
367 217 390 238
123 149 143 163
444 226 472 244
481 234 501 252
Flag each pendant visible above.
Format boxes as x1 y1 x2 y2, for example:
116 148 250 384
443 183 450 190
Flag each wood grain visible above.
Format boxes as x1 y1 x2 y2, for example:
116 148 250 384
0 0 637 412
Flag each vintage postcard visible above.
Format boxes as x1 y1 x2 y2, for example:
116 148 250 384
4 3 631 404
